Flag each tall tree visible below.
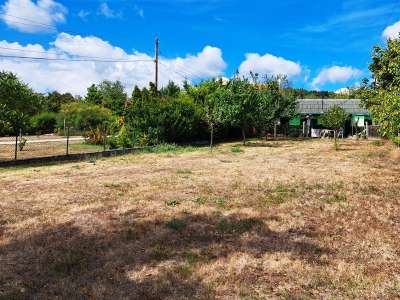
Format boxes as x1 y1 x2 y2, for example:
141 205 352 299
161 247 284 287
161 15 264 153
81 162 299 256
160 81 181 98
97 80 127 116
369 34 400 89
46 91 75 112
85 84 103 105
0 71 42 134
131 85 142 102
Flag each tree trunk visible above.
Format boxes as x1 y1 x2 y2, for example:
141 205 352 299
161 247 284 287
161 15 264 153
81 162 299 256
210 124 214 149
242 127 246 145
334 129 338 151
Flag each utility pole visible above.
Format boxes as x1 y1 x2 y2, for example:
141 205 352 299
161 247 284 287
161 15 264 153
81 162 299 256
154 37 159 92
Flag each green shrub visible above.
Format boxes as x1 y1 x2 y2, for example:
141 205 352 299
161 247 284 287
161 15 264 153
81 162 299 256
31 112 58 134
126 95 206 145
58 102 114 136
117 125 132 148
230 146 243 153
371 140 384 147
106 136 119 149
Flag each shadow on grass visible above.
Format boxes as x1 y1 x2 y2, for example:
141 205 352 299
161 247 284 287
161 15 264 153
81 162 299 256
0 213 333 299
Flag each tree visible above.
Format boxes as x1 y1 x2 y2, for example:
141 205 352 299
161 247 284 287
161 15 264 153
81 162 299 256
362 35 400 144
256 78 296 139
0 71 43 135
131 85 142 102
85 84 103 105
220 77 258 145
97 80 127 116
160 81 180 98
45 91 75 112
192 80 226 148
369 34 400 89
320 106 348 150
367 88 400 139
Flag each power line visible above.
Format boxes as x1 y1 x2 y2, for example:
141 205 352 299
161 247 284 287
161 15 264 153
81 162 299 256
0 54 154 63
0 46 154 62
0 13 57 30
159 61 196 80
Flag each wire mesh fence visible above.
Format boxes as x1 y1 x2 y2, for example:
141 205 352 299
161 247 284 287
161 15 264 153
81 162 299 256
0 124 109 162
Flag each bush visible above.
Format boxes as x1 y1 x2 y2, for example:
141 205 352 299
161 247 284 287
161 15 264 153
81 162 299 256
30 112 58 134
58 102 114 141
126 95 207 146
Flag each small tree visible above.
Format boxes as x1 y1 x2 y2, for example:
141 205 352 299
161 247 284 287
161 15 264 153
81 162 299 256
191 80 226 148
220 77 257 145
321 106 348 150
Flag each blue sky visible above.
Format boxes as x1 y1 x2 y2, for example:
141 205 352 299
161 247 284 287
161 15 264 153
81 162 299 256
0 0 400 95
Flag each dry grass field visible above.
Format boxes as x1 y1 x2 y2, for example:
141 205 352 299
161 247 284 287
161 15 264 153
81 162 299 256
1 139 400 299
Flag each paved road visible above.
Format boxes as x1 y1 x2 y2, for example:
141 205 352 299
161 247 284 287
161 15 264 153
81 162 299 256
0 137 85 145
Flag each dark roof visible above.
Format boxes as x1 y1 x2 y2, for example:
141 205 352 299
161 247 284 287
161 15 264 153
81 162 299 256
296 99 370 115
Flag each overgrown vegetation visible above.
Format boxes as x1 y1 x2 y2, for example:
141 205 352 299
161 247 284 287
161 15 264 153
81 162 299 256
359 33 400 144
0 71 299 147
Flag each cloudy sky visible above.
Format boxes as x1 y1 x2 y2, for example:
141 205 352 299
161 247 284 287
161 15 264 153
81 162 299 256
0 0 399 95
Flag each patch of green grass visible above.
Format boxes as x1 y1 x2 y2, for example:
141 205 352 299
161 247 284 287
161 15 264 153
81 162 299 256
322 193 347 204
371 140 384 147
192 196 206 205
266 184 297 205
217 218 262 234
69 143 103 151
165 199 180 206
214 197 227 206
176 168 192 174
231 146 243 153
142 143 200 154
87 158 97 164
165 218 187 231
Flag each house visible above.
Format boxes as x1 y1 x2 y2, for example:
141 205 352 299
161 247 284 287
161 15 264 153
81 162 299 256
290 99 373 137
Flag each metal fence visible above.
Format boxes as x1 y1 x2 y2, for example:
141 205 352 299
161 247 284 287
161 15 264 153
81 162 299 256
0 127 107 162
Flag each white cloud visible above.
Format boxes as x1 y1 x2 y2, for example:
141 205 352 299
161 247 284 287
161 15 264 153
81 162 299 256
335 87 350 95
311 66 362 89
238 53 302 79
0 33 227 96
77 10 90 21
382 20 400 40
0 0 67 33
134 5 144 18
99 3 122 19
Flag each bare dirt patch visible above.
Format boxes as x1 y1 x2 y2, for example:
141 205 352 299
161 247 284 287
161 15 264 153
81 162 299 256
1 139 400 299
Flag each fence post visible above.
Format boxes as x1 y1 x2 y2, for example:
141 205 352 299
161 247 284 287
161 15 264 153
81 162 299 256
103 122 107 152
14 132 18 160
66 126 70 155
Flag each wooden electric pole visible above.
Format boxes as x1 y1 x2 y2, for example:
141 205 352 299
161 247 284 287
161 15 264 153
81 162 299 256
154 37 159 91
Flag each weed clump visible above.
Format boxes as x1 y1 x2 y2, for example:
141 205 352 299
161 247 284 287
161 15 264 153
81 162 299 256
165 199 180 206
231 146 243 153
